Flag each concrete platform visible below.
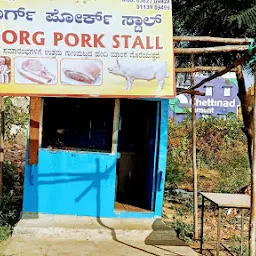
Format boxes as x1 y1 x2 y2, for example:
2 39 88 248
5 238 198 256
4 214 198 256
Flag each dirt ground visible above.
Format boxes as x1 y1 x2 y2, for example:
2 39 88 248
163 198 250 256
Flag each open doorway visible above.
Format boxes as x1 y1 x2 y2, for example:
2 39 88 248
115 99 160 212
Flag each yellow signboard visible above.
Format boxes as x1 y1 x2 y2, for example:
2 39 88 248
0 0 175 98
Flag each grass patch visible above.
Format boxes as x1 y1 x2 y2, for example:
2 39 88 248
166 116 250 193
231 243 248 256
171 219 193 242
0 226 11 241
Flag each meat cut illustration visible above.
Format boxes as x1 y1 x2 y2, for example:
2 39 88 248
0 57 11 84
62 61 101 85
108 59 170 91
17 59 56 84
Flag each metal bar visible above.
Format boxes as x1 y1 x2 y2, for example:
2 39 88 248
191 54 199 240
200 196 205 254
220 243 236 256
151 102 160 210
217 208 221 256
241 209 245 255
249 64 256 256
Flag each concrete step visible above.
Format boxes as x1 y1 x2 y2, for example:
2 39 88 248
13 213 185 245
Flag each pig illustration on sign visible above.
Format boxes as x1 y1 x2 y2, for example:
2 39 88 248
108 59 169 91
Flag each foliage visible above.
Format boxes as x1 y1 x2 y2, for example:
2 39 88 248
0 226 11 241
0 97 28 241
4 97 29 141
0 162 23 227
175 197 193 216
230 233 249 255
167 120 192 189
166 115 250 193
231 244 249 256
171 219 194 242
217 154 250 193
172 0 256 70
173 0 256 36
230 6 256 28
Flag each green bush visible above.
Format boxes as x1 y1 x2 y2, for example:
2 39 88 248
217 154 250 193
0 163 23 227
0 97 28 241
166 114 250 193
0 226 11 241
166 159 185 189
171 219 193 242
4 96 29 141
175 198 194 216
231 244 248 256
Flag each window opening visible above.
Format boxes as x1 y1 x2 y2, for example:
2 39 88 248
224 87 231 97
42 98 115 152
205 86 213 96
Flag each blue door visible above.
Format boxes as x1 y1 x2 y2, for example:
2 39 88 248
146 102 160 211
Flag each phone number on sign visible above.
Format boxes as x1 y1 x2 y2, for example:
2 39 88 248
122 0 170 3
136 0 170 3
136 4 170 10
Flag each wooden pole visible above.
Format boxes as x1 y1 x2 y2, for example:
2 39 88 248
190 54 250 91
177 88 205 96
175 67 237 73
28 97 42 165
174 37 254 91
173 36 252 44
190 54 199 240
174 45 248 55
0 97 4 203
249 65 256 256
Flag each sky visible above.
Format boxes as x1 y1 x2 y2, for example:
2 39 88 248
244 72 254 88
178 70 254 89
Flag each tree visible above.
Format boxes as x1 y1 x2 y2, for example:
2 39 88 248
173 0 256 179
172 0 256 254
173 0 256 37
173 0 256 67
0 97 28 204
